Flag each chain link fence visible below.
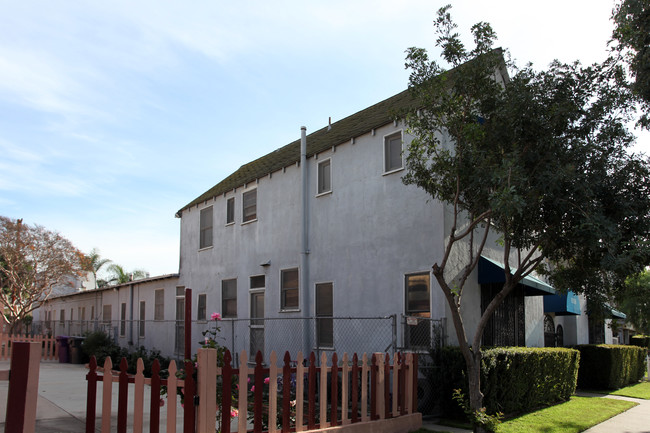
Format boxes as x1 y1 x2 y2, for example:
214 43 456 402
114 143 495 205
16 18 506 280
30 315 447 415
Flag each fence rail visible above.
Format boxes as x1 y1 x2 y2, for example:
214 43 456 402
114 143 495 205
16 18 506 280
88 349 421 433
0 333 57 361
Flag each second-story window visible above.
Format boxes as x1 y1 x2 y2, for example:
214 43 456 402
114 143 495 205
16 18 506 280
384 131 403 173
317 158 332 195
197 293 207 321
200 206 213 249
242 189 257 223
226 197 235 225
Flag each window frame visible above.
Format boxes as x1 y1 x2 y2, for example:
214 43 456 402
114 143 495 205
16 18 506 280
222 279 237 318
226 197 235 225
154 289 165 321
120 302 127 337
383 130 404 174
199 206 214 249
315 282 334 348
197 293 207 321
242 189 257 224
280 268 300 311
139 300 146 338
102 304 112 325
317 158 332 196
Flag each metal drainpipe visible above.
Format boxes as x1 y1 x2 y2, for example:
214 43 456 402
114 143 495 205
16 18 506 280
128 283 134 347
300 126 312 354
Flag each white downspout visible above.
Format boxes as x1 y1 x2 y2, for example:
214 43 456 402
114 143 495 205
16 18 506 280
300 126 311 353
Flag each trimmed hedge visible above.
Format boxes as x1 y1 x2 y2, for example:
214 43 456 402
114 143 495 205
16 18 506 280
631 335 649 349
575 344 646 390
437 346 579 417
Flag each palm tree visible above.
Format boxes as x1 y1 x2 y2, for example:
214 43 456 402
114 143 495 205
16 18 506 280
84 248 111 289
105 264 148 285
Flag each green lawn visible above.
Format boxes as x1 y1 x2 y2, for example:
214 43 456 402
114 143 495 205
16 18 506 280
609 381 650 399
416 395 638 433
496 397 636 433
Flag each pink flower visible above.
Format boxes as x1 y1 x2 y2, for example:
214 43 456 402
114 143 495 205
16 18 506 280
264 377 270 385
251 385 255 392
211 312 222 321
159 398 165 407
247 377 251 384
230 408 239 418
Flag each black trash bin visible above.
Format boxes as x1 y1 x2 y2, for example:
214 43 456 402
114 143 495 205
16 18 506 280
69 336 87 364
56 336 70 363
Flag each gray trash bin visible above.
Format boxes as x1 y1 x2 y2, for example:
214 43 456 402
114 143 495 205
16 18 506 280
68 336 86 364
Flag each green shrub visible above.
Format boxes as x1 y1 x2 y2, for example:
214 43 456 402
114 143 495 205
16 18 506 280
437 346 580 417
81 330 127 366
575 344 646 389
631 335 649 349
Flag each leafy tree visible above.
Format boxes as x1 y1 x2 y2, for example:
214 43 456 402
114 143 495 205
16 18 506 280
616 269 650 335
105 263 148 285
0 216 84 331
611 0 650 126
80 248 111 289
403 5 650 431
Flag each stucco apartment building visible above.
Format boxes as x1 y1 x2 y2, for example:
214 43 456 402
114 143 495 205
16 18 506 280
34 87 625 359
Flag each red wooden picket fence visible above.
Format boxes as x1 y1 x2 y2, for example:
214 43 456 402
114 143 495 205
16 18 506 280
0 333 57 361
86 348 421 433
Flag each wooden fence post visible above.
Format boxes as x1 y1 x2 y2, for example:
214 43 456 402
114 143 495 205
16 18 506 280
197 348 217 433
5 341 41 433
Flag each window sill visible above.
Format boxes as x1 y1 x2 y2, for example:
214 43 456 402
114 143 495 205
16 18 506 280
316 190 332 198
382 167 404 176
198 246 214 252
225 222 235 227
279 308 300 313
241 218 258 226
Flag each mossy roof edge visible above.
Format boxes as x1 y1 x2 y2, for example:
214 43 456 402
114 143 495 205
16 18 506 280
177 88 416 216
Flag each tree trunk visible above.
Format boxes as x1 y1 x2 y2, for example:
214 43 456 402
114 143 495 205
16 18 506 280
467 354 488 433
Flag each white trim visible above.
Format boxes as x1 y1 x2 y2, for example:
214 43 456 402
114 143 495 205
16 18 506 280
382 129 404 174
316 157 332 196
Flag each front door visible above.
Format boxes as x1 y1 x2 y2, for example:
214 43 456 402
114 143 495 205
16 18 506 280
250 292 264 358
175 287 185 356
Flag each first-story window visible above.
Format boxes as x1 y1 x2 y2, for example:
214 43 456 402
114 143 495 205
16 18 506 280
222 279 237 318
103 304 112 325
405 272 431 348
60 309 65 325
384 131 403 173
316 282 333 348
197 293 207 321
120 302 127 337
242 189 257 223
139 301 146 338
200 206 213 249
281 268 299 310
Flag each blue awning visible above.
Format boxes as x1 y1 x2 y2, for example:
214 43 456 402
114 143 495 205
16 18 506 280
544 291 581 316
609 306 627 320
478 256 556 296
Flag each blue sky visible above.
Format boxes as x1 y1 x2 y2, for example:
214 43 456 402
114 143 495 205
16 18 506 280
1 0 647 278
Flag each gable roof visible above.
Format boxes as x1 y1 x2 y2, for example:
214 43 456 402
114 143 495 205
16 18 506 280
176 88 417 216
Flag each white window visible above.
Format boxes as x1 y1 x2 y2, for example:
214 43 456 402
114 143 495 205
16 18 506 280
242 189 257 223
139 301 145 337
102 305 112 325
222 279 237 318
384 131 403 173
197 293 207 321
281 268 299 311
317 158 332 195
226 197 235 225
200 206 213 249
154 289 164 321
